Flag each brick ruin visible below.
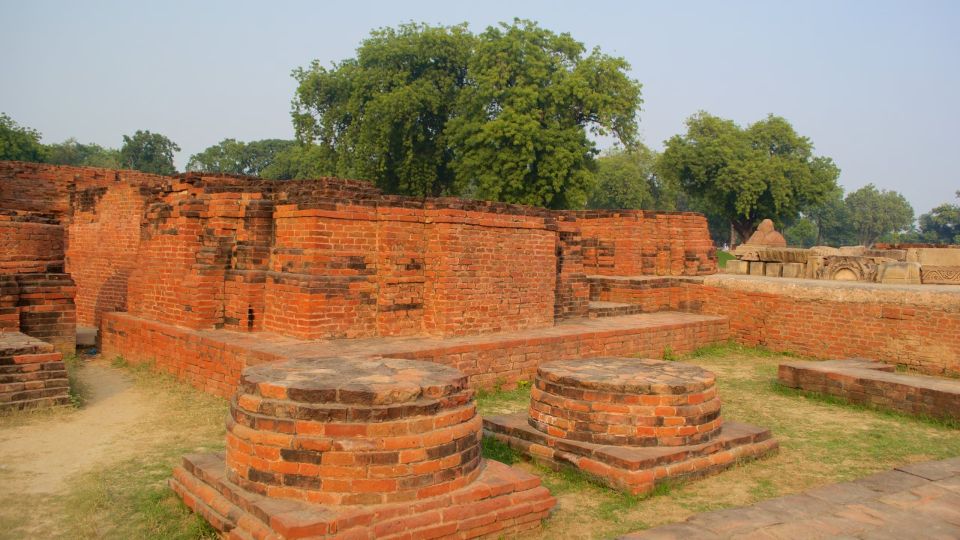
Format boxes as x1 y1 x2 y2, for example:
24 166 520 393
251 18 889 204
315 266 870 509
172 358 555 539
2 160 960 535
484 358 777 494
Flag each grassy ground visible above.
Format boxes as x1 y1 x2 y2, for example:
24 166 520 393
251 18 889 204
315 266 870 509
2 345 958 539
716 250 735 268
477 343 960 538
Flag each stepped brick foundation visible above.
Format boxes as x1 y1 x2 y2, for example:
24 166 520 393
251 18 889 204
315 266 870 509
171 358 555 539
779 359 960 421
485 358 777 494
0 332 69 409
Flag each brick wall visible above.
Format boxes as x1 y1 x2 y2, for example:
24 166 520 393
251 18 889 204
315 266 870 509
591 274 960 376
0 214 64 274
570 211 717 276
3 161 719 343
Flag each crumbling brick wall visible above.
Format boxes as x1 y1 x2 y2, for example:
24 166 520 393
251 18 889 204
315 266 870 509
570 211 717 276
2 161 720 343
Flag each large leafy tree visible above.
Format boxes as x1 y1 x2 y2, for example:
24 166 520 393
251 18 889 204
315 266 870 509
45 138 121 168
587 144 676 210
120 130 180 175
291 20 641 206
187 138 295 176
658 112 840 242
448 20 641 208
918 191 960 244
0 113 47 162
844 183 914 246
292 23 473 196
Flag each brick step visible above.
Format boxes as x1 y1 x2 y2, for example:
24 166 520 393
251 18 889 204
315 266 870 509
587 300 646 318
0 384 70 405
0 395 71 410
0 369 67 384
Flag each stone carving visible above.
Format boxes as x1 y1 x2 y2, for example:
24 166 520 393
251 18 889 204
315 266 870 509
744 219 786 247
921 266 960 285
821 256 881 282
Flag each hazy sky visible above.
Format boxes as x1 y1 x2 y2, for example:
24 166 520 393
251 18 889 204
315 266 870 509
2 0 958 214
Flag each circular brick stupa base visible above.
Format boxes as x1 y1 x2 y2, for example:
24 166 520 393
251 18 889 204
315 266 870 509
485 357 778 495
530 358 722 447
171 358 555 539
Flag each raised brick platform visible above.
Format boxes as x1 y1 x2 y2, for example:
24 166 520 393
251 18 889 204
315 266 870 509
172 357 555 539
0 332 70 410
101 310 729 398
779 359 960 421
484 358 777 494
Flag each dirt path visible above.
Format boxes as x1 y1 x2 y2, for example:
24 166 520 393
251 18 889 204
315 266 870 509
0 359 160 495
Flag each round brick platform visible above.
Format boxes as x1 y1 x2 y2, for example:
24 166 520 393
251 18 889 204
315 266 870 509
528 357 722 446
225 358 482 505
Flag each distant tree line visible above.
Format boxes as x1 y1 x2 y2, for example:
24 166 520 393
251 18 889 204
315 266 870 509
2 19 957 246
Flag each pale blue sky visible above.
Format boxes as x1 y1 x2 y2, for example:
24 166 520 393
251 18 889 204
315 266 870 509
2 0 958 214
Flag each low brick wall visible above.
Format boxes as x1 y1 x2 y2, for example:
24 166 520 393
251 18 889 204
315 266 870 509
779 359 960 421
101 311 729 398
590 275 960 376
697 276 960 376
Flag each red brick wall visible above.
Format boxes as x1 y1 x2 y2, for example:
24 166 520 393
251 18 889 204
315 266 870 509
569 211 717 277
695 281 960 376
592 274 960 376
422 210 556 336
0 215 64 275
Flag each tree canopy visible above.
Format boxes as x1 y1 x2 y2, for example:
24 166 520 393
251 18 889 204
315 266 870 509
587 144 675 210
843 184 915 246
187 138 296 177
0 113 47 162
45 138 121 168
658 112 840 242
120 130 180 175
917 191 960 244
290 20 641 207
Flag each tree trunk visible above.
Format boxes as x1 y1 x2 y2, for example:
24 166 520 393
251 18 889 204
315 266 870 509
731 220 756 246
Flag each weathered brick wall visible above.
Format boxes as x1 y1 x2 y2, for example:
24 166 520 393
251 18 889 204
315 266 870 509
3 161 720 343
593 273 960 376
422 209 556 336
0 214 64 274
570 211 717 276
695 277 960 376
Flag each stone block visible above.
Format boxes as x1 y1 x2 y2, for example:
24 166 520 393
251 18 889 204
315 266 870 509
726 260 749 274
916 248 960 267
877 262 922 285
781 262 804 278
838 246 866 256
764 263 783 277
921 266 960 285
749 262 765 276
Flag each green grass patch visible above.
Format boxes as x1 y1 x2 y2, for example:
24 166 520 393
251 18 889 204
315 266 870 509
716 250 735 268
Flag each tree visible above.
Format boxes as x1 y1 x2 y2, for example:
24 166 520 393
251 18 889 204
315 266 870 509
918 191 960 244
587 145 656 210
447 20 641 208
291 20 642 207
844 184 914 247
45 138 121 168
658 112 840 243
120 130 180 175
187 138 295 177
293 23 474 197
0 113 46 162
783 218 819 248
